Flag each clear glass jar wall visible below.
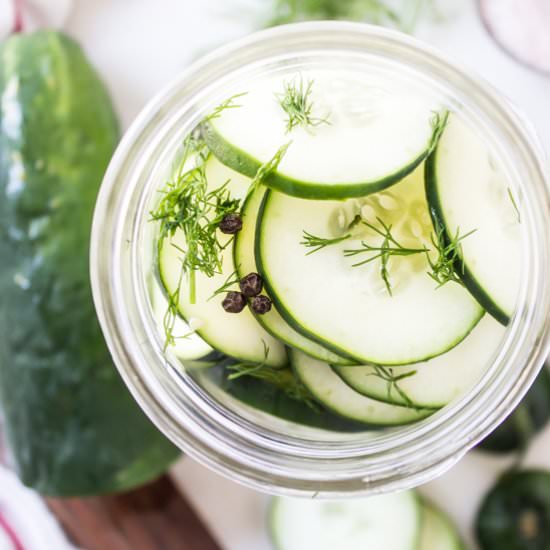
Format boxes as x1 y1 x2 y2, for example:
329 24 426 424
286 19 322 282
91 22 550 497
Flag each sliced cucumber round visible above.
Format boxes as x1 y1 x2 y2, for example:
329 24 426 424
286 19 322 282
203 70 441 199
291 350 432 426
425 114 522 325
257 167 484 365
269 491 422 550
419 499 464 550
158 156 286 367
335 315 504 409
150 280 214 362
234 184 355 366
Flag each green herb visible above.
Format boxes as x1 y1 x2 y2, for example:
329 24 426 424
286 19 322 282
428 110 450 154
343 218 428 295
247 142 291 198
427 224 476 288
367 365 418 409
276 77 330 133
507 187 521 223
226 343 319 410
208 268 241 301
205 92 247 122
301 231 352 255
150 132 241 352
265 0 434 33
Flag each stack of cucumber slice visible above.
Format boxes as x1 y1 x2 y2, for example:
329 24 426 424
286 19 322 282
155 70 521 429
270 492 464 550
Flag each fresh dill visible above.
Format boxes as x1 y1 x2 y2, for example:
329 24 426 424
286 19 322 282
301 231 352 255
368 365 418 409
427 224 476 288
205 92 248 122
507 187 521 223
276 77 330 133
208 268 241 301
343 218 428 295
226 343 320 410
265 0 436 33
428 110 450 154
247 142 291 198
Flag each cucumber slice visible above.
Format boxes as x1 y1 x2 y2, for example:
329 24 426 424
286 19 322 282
158 156 286 367
335 316 504 409
234 184 355 366
291 350 432 426
425 114 521 324
269 491 421 550
150 281 214 362
258 167 484 365
419 500 464 550
203 70 441 199
476 470 550 550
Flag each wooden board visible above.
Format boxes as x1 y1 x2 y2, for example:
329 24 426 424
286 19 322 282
47 473 221 550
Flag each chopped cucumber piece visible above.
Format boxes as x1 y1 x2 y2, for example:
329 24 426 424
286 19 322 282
257 166 484 365
203 70 441 199
158 156 286 367
234 184 355 365
336 316 504 409
426 115 522 324
291 350 432 426
476 470 550 550
419 500 464 550
269 491 421 550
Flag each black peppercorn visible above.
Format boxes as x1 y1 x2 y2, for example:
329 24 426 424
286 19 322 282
250 295 272 315
239 272 263 297
222 291 246 313
219 213 243 234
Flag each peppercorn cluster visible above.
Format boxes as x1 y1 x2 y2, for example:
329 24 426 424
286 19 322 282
222 272 272 315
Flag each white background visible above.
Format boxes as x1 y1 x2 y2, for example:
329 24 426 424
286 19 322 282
62 1 550 548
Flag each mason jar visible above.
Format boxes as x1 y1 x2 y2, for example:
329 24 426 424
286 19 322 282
90 22 550 497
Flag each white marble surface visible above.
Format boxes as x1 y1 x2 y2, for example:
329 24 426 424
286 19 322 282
62 1 550 549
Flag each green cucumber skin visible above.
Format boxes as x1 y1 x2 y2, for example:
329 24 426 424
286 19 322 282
477 365 550 453
202 119 429 200
0 31 178 496
476 470 550 550
256 189 484 367
425 147 509 326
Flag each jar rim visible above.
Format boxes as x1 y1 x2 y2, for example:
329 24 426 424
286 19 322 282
90 21 550 497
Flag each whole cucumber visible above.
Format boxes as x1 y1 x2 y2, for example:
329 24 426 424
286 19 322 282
0 31 179 496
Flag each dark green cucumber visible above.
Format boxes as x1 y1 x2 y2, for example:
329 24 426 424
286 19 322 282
476 470 550 550
0 31 179 496
477 365 550 453
202 364 364 432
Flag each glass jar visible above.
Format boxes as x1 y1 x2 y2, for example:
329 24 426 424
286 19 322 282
90 22 550 497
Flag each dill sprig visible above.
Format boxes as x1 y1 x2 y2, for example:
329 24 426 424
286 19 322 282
301 231 352 255
367 365 418 409
265 0 437 33
427 224 476 288
276 77 330 134
225 344 320 410
507 187 521 223
151 135 241 303
343 218 428 295
205 92 248 122
247 142 291 198
208 268 241 301
428 110 450 154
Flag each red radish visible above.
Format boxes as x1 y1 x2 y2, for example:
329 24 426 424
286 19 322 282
479 0 550 75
